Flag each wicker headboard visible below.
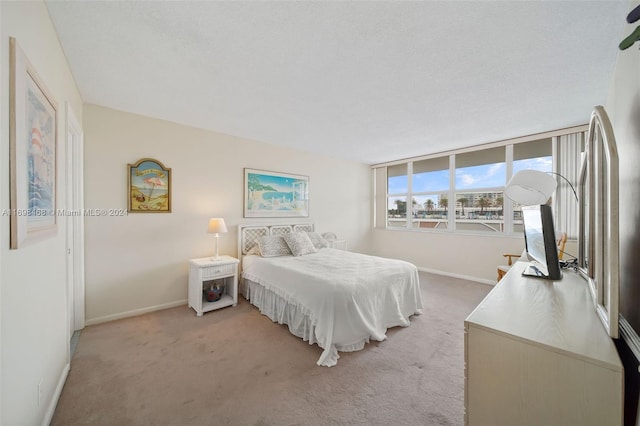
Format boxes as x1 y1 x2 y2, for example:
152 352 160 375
237 223 314 299
237 223 314 258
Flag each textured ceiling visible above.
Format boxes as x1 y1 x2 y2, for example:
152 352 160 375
46 1 628 165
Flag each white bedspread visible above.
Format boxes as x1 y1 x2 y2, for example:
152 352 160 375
242 248 423 366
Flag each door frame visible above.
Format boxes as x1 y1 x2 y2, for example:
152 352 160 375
65 102 85 344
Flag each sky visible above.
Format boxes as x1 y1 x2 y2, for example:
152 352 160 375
388 156 552 195
130 160 169 190
249 172 305 192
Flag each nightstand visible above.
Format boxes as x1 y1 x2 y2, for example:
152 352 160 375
188 255 239 317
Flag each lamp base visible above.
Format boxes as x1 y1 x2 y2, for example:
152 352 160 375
211 234 220 260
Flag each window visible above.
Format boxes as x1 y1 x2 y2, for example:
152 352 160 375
412 158 449 229
387 164 408 228
513 139 552 174
387 164 408 194
455 148 506 190
387 196 408 228
512 139 552 233
454 148 505 233
375 130 582 235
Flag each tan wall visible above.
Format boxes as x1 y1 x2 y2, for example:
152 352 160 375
83 104 371 323
0 2 83 424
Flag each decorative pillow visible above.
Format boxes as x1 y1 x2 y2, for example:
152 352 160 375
246 244 261 256
322 232 337 241
306 231 328 249
284 232 318 257
257 235 292 257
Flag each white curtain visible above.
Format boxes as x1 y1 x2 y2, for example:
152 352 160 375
553 132 584 240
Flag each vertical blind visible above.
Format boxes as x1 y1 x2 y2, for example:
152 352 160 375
554 132 585 240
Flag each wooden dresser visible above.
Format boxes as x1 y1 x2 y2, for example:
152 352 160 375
464 261 623 426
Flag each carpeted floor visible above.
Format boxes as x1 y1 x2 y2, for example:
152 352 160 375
51 272 491 426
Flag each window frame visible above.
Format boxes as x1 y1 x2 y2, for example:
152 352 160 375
376 126 587 236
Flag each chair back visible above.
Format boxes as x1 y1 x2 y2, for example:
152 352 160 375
557 232 567 260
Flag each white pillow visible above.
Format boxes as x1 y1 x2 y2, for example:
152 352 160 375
257 235 292 257
306 231 328 249
246 244 261 256
283 232 317 257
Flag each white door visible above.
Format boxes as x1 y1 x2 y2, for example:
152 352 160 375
65 103 85 350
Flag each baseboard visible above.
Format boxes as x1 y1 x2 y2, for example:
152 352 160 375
42 362 70 426
85 299 188 326
416 267 495 286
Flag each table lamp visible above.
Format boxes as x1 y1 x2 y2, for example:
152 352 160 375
207 218 228 260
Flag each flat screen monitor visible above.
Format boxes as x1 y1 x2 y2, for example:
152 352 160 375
521 204 562 280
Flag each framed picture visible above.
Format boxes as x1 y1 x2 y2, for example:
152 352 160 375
244 169 309 218
128 158 171 213
9 37 58 249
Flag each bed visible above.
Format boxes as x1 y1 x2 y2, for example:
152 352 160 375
237 223 423 367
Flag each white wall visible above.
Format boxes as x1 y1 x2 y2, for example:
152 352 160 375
83 104 371 323
372 229 524 284
1 2 83 425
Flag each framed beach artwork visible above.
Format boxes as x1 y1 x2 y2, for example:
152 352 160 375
128 158 172 213
244 169 309 218
9 37 58 249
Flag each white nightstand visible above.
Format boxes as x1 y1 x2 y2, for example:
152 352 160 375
188 255 239 317
327 239 347 250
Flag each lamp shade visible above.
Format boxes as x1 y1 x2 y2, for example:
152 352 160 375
207 218 228 234
504 170 557 205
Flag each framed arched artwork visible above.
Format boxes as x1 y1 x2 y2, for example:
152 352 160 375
128 158 172 213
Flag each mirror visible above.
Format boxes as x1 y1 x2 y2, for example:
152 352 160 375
577 106 619 338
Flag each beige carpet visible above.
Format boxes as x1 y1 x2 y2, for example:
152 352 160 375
52 272 491 426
